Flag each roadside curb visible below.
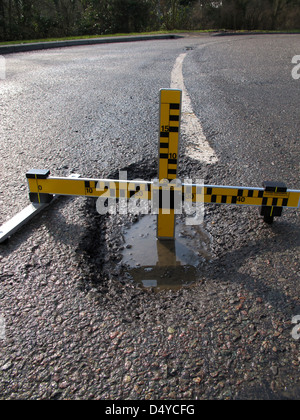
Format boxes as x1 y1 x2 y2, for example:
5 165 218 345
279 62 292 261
0 34 183 55
212 31 300 36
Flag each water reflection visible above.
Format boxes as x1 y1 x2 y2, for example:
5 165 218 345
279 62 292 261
121 215 212 291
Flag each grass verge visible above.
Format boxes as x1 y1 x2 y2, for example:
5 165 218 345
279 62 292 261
0 29 299 46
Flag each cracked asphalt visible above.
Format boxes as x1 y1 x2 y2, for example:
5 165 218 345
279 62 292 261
0 34 299 400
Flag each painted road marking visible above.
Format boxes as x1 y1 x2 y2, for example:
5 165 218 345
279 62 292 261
171 53 218 164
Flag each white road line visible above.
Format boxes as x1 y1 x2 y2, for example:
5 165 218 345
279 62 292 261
171 53 218 164
0 314 5 340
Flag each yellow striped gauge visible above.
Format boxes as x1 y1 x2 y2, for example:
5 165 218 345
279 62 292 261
158 89 182 182
157 211 176 240
187 184 300 208
26 176 151 201
158 89 182 239
26 172 300 210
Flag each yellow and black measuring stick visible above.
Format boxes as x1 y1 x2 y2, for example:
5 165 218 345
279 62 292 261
260 181 290 224
25 169 152 202
24 89 300 239
3 88 300 244
195 181 300 225
26 170 300 220
157 89 182 239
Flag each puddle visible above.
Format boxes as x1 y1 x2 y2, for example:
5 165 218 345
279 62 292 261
121 215 212 291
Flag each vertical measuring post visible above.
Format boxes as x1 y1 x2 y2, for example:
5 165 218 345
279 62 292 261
157 89 182 240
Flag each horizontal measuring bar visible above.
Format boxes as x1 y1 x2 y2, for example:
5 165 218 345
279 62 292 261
26 172 300 209
0 202 50 243
193 184 300 208
27 176 152 201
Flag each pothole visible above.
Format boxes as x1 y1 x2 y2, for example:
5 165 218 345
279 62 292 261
77 158 216 293
121 214 213 291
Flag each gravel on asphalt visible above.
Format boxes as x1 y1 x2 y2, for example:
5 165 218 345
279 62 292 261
1 153 299 400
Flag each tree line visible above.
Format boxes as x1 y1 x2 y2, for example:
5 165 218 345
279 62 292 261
0 0 299 42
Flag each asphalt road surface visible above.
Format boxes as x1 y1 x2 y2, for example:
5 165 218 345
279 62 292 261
0 34 299 400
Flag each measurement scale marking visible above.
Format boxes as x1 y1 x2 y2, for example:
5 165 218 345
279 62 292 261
167 102 180 181
158 90 182 239
27 175 299 206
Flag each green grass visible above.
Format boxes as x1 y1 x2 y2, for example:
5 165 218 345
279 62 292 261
0 29 299 45
0 30 222 46
0 31 180 45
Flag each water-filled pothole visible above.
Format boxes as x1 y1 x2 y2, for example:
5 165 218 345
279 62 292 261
121 215 213 291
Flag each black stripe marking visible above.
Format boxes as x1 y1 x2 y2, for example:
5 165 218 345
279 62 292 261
168 159 177 165
278 186 287 193
262 197 268 206
158 189 175 210
282 198 288 207
221 196 227 204
207 188 213 195
160 143 169 149
258 190 264 198
170 103 180 110
160 153 168 159
169 126 179 133
160 132 169 138
168 169 177 175
231 196 237 204
272 198 278 206
169 115 179 121
248 190 254 198
238 189 244 197
211 195 217 203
